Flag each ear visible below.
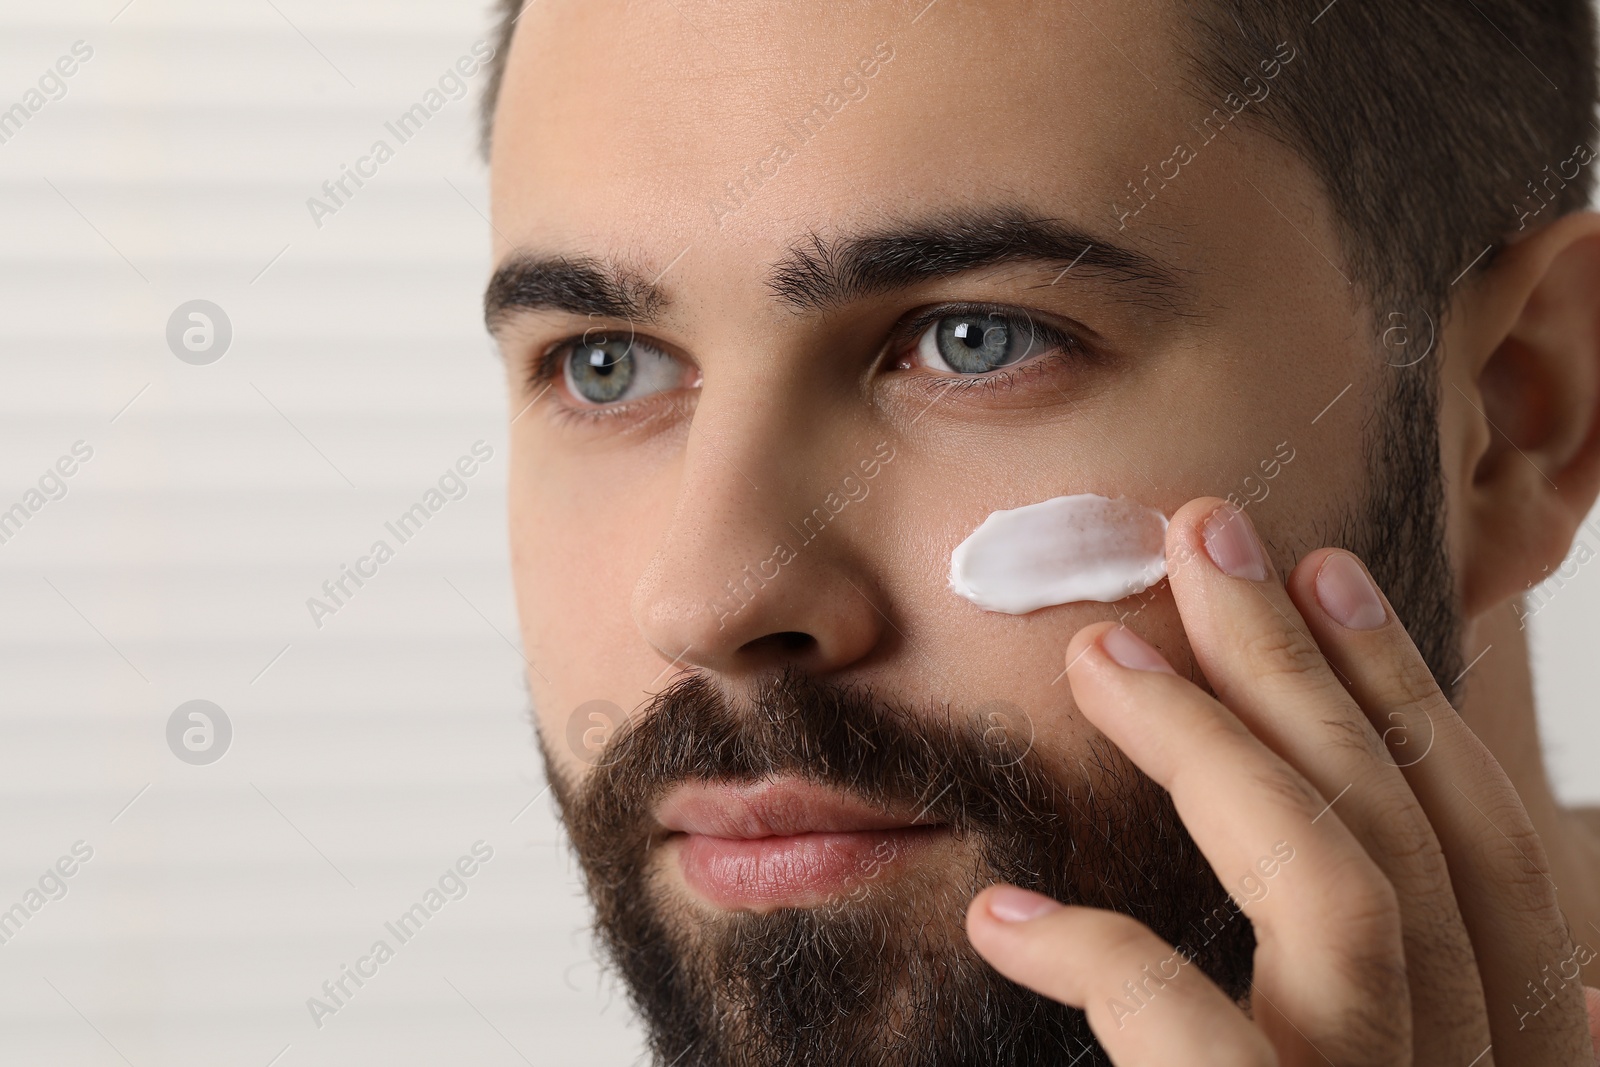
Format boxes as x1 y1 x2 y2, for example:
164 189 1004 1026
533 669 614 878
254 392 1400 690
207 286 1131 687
1449 210 1600 618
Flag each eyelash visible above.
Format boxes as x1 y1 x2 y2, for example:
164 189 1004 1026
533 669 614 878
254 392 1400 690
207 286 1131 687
883 300 1089 398
523 301 1090 421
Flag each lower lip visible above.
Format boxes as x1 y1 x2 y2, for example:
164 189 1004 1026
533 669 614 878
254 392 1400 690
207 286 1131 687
672 826 945 911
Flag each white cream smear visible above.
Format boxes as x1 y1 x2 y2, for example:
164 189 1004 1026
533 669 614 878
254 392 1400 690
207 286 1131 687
948 493 1169 614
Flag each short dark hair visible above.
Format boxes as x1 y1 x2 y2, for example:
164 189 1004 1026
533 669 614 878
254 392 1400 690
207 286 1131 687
1187 0 1597 327
479 0 1598 326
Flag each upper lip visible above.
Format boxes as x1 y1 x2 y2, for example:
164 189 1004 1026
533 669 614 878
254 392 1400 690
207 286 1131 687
655 778 940 839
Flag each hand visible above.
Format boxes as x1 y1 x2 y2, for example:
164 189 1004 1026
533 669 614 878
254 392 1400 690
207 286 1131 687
964 497 1600 1065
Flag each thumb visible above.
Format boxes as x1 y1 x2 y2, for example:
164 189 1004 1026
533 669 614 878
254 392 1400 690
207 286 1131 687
1586 986 1600 1062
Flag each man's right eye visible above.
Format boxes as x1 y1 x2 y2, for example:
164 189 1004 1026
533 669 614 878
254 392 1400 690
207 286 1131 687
559 335 687 407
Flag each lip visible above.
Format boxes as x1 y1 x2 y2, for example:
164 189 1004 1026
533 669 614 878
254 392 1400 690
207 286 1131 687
655 778 947 910
656 778 940 838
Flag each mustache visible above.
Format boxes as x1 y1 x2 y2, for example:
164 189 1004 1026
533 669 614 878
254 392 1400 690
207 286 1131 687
546 665 1191 912
558 667 1085 836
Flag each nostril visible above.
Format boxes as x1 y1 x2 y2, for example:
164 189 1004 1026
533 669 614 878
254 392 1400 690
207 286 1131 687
739 631 817 658
774 632 814 652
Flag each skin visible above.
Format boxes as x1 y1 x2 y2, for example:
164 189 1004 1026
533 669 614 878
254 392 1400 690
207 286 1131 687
486 0 1600 1059
968 505 1600 1061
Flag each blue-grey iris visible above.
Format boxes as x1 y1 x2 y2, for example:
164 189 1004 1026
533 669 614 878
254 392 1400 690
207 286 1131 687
932 313 1037 373
568 337 635 403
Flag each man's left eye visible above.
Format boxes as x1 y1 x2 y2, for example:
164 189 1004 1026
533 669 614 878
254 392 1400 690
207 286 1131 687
914 311 1052 375
560 334 686 406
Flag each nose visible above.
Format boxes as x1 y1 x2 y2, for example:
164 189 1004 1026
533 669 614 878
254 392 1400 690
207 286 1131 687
630 395 889 680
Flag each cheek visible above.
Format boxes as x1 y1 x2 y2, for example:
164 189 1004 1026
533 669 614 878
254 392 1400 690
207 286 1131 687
509 462 669 731
852 464 1196 767
949 587 1194 777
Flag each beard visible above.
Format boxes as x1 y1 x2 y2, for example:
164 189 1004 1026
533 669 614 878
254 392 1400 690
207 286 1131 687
539 363 1465 1067
544 670 1248 1066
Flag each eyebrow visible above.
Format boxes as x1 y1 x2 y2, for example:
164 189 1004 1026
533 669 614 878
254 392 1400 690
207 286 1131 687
767 205 1191 317
483 204 1192 333
484 252 668 333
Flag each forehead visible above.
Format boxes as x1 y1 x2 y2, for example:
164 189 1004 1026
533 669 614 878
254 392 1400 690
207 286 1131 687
495 0 1180 233
489 0 1345 327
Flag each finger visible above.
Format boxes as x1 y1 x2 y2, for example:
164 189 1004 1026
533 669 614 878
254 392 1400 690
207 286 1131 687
1064 620 1411 1063
1290 546 1594 1064
1165 497 1489 1060
1586 986 1600 1059
966 885 1274 1065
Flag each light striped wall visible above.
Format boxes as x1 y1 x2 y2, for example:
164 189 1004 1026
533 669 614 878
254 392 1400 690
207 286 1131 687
0 2 1595 1065
0 2 644 1064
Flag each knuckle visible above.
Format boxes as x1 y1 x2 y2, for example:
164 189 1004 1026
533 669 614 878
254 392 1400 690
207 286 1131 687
1342 872 1400 929
1362 793 1445 869
1313 855 1403 941
1356 803 1463 918
1384 651 1445 712
1248 762 1326 819
1323 956 1413 1057
1480 814 1560 903
1382 824 1447 879
1318 713 1389 763
1239 625 1338 693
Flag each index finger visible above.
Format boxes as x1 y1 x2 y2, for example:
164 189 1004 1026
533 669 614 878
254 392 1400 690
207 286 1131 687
1062 619 1411 1062
1163 497 1489 1059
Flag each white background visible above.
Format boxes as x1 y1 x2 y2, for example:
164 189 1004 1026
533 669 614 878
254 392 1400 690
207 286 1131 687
0 2 1594 1065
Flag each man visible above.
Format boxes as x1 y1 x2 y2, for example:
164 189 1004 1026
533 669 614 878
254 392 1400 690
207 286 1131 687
477 0 1600 1061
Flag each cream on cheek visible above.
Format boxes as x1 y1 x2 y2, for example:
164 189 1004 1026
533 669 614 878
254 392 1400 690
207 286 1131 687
948 494 1168 615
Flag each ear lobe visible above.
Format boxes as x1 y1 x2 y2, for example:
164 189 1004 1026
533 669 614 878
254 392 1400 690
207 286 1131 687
1458 210 1600 617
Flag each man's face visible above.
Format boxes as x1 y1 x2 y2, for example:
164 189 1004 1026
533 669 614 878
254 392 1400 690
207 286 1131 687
488 0 1449 1061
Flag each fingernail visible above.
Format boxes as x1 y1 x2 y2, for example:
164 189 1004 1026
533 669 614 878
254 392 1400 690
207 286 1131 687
1100 626 1177 674
1201 505 1269 581
1315 552 1387 630
986 884 1064 923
